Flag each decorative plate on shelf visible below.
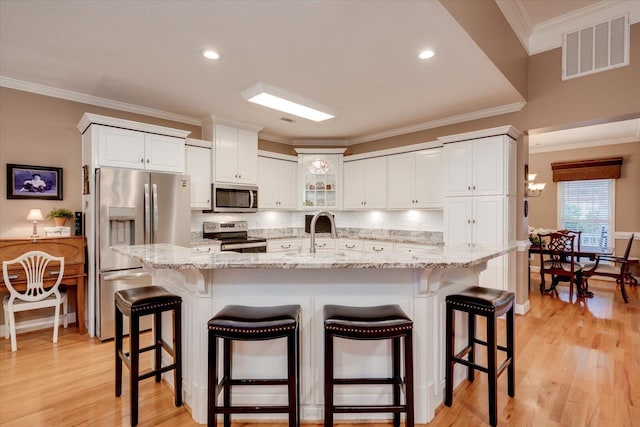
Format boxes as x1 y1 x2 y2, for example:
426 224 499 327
315 181 325 189
308 159 330 174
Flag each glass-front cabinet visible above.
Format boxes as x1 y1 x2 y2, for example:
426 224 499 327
295 149 345 211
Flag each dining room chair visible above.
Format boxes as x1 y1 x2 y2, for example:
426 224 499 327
581 233 635 303
537 232 583 298
2 250 68 352
558 229 583 262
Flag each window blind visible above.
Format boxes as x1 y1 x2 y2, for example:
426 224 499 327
560 179 613 248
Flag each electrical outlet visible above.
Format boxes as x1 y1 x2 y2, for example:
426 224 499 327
302 406 323 420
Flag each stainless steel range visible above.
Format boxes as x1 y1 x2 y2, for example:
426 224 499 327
203 220 267 253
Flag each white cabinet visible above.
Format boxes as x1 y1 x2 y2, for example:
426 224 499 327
387 148 443 209
443 135 516 197
302 238 336 252
336 239 364 252
185 141 212 210
394 243 434 255
298 152 344 210
267 239 301 253
258 156 297 210
96 126 185 173
363 241 394 253
343 157 387 210
215 124 258 184
445 196 513 289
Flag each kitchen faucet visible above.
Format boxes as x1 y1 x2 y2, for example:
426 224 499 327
309 211 337 253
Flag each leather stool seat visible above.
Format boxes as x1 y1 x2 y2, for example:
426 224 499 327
445 286 515 426
208 304 301 427
324 304 415 427
115 286 182 426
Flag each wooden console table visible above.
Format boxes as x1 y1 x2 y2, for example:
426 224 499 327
0 236 86 334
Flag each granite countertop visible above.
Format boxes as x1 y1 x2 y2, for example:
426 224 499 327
113 243 515 270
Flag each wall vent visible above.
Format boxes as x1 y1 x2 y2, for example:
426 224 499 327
562 14 629 80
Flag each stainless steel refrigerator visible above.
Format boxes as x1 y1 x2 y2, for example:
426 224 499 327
95 167 190 340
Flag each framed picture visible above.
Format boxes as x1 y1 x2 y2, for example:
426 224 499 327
6 163 63 200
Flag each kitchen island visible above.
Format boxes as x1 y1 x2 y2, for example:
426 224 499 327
114 243 515 424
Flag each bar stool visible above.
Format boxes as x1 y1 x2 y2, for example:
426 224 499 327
324 304 414 427
115 286 182 426
207 304 301 427
444 286 515 426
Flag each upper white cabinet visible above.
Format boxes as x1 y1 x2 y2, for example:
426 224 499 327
442 135 516 197
214 124 258 184
343 156 387 210
185 140 212 210
96 126 185 173
258 155 297 210
296 149 345 211
388 148 443 209
77 113 190 174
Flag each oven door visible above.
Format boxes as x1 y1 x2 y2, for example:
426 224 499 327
213 184 258 212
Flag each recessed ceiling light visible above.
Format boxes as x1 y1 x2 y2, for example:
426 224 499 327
241 82 335 122
419 50 435 59
202 49 220 60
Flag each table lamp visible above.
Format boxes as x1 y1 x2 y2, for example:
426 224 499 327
27 208 44 238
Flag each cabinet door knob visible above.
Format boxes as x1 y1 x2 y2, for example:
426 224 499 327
141 158 144 163
467 219 471 224
467 186 471 190
146 158 150 163
415 200 418 204
472 185 476 190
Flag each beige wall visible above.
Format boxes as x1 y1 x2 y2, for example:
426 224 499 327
0 88 201 238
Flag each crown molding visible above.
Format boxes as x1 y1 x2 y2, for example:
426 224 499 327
438 125 521 144
347 102 526 145
291 139 350 147
202 113 263 132
259 133 292 144
0 76 202 126
529 134 638 154
495 0 534 54
77 112 191 137
529 1 640 54
294 148 346 154
257 150 297 162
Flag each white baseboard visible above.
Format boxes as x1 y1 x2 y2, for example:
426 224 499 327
1 312 76 338
515 300 530 315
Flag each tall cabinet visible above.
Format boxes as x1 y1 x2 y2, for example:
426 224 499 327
295 148 345 211
440 127 519 291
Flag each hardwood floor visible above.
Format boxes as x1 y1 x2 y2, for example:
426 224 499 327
1 276 638 426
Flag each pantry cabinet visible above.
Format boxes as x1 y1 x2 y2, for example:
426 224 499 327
258 156 297 209
215 124 258 184
185 140 212 209
343 156 387 210
440 127 519 291
387 148 442 209
442 135 516 197
96 126 185 173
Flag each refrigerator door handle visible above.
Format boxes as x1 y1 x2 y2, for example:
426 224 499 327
144 183 150 244
152 183 159 237
103 271 152 281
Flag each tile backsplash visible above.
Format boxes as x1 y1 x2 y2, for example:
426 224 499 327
192 209 443 237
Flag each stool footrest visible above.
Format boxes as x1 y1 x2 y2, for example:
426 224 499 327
334 405 407 413
334 377 401 385
225 378 289 386
452 356 489 374
214 405 291 414
138 364 177 381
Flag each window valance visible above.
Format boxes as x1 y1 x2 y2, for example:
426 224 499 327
551 157 623 182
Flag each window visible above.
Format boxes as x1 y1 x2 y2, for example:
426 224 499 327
559 179 614 248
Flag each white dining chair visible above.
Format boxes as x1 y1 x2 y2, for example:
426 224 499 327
2 250 68 352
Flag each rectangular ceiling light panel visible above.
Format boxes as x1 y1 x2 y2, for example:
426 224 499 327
241 82 335 122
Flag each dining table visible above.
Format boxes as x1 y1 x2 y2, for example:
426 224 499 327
528 244 614 296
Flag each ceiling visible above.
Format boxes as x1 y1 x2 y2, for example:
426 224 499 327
0 0 635 148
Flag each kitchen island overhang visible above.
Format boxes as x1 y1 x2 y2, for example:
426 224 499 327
114 243 516 424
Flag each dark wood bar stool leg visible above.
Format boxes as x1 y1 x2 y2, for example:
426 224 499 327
174 306 182 407
324 328 334 427
444 303 454 407
404 332 415 427
130 313 140 426
115 305 123 398
467 311 476 382
486 313 498 427
154 311 162 383
392 337 401 427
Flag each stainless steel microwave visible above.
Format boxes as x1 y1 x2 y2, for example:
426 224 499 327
211 183 258 212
